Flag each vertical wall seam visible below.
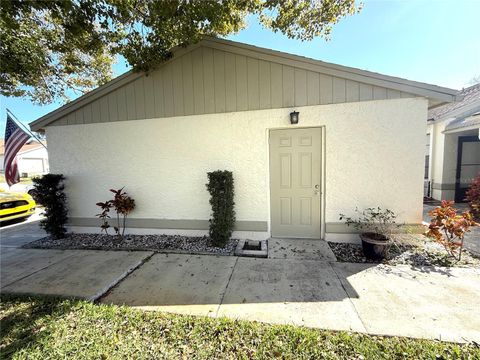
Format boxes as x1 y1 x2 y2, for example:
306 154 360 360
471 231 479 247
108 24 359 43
202 47 206 113
234 53 238 112
268 61 272 109
151 73 156 117
181 59 185 115
190 53 195 116
224 51 227 112
115 84 120 121
132 79 137 120
257 58 260 109
246 56 249 110
212 48 216 113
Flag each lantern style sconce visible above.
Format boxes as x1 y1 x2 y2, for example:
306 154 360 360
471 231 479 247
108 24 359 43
289 111 299 124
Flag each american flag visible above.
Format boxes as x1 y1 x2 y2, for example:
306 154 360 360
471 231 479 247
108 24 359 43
4 114 31 186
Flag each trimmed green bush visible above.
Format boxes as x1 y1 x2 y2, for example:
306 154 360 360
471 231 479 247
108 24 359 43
33 174 68 239
206 170 235 247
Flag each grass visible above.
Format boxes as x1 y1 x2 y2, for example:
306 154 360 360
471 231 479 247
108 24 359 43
0 173 33 186
1 295 478 359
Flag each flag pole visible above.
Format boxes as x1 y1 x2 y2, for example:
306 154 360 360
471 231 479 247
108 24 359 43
6 109 48 150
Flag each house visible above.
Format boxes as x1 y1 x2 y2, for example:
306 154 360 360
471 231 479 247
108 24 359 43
0 139 49 177
425 83 480 202
29 37 458 241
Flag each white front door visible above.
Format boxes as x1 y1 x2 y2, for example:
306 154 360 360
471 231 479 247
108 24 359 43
269 127 322 238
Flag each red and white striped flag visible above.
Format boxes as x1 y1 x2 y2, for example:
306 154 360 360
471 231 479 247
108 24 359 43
4 114 31 186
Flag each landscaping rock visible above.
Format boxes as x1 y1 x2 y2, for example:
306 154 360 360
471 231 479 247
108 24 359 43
23 233 238 256
328 234 480 267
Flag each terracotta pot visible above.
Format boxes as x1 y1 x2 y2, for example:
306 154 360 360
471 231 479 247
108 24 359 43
360 232 389 260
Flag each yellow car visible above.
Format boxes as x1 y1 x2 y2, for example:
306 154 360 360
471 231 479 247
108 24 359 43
0 191 36 223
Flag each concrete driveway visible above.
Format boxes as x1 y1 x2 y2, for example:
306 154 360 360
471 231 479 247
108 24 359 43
1 222 479 343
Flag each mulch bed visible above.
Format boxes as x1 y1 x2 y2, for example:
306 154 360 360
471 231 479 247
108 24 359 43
23 233 239 256
328 234 480 267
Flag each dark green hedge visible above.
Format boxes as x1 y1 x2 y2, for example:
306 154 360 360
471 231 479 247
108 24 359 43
206 170 235 247
33 174 68 239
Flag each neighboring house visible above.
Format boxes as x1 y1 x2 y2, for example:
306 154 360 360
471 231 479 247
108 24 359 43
425 83 480 201
0 139 49 176
29 37 458 241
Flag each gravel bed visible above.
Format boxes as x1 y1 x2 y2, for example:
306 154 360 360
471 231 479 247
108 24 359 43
23 233 239 256
328 235 480 267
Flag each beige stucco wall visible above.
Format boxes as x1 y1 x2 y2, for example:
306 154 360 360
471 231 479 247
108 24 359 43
46 97 428 238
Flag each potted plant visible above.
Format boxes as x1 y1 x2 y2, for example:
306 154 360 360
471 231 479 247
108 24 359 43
339 207 398 260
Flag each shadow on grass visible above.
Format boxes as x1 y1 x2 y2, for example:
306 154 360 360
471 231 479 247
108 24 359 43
0 295 76 359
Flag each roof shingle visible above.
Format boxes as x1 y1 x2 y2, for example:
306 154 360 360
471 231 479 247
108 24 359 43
428 83 480 121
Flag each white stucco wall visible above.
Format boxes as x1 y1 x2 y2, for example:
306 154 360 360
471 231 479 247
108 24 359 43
46 97 427 237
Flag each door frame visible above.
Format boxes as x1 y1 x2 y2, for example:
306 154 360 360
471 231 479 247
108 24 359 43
267 126 326 240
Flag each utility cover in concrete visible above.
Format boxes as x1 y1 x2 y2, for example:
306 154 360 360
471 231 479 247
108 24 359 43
1 250 152 300
268 238 336 261
101 254 237 316
217 257 365 332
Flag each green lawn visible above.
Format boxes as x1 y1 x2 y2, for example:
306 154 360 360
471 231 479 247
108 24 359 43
0 173 33 185
1 296 478 359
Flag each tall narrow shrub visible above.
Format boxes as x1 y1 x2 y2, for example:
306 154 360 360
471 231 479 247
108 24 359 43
206 170 235 247
33 174 68 239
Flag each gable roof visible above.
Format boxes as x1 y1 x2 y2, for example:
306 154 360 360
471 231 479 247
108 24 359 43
428 82 480 122
30 37 459 132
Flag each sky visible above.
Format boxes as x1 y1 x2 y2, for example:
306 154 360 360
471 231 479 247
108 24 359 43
1 0 479 132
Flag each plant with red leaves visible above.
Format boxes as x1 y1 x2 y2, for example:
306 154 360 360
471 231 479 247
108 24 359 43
465 172 480 218
425 200 479 261
95 201 113 235
95 187 135 238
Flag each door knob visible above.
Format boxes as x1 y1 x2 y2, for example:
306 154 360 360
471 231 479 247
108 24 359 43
314 184 320 195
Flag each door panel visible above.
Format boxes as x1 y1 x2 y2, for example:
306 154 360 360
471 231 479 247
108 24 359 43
455 136 480 202
270 128 321 238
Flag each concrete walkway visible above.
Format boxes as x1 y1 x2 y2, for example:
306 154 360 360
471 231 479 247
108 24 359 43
1 223 479 343
1 221 153 300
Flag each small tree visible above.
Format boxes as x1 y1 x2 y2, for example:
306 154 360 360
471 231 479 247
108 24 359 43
95 187 135 238
33 174 68 239
465 173 480 218
206 170 235 247
425 200 479 261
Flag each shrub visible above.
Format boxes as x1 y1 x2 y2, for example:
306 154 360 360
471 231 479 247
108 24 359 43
339 207 398 239
95 187 135 238
33 174 68 239
425 200 479 261
465 172 480 218
206 170 235 247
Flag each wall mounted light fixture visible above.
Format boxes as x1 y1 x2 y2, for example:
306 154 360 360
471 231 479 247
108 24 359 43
289 111 299 124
